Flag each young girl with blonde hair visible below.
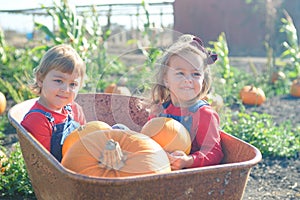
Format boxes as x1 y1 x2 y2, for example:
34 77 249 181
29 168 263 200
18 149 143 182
149 34 223 170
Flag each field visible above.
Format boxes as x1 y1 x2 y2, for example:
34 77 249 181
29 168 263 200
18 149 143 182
1 1 300 199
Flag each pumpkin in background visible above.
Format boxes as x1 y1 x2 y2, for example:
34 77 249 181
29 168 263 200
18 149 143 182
141 117 191 154
290 78 300 97
61 129 171 177
239 85 266 106
62 121 112 157
104 83 117 93
0 92 6 115
104 83 131 96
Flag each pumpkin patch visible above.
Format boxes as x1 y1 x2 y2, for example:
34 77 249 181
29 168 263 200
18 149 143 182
61 129 171 177
239 85 266 106
141 117 191 154
62 121 112 157
0 92 7 115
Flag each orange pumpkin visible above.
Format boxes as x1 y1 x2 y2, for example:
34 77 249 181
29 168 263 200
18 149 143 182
141 117 191 154
0 92 6 115
104 83 131 96
104 83 117 93
61 129 171 177
62 121 112 157
290 79 300 97
239 85 266 106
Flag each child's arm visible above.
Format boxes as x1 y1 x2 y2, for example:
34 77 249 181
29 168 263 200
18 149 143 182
21 113 53 151
189 108 224 168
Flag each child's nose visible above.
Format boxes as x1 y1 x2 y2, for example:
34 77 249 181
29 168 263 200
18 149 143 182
184 75 193 83
61 84 70 92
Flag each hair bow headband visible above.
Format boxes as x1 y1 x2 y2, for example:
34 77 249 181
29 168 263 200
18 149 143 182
190 37 218 65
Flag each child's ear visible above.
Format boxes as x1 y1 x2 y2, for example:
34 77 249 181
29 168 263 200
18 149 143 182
36 75 43 87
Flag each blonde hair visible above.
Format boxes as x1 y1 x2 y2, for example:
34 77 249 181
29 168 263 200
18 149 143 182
151 34 213 105
31 44 86 94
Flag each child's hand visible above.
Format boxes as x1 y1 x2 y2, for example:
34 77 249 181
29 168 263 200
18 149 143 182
167 151 193 170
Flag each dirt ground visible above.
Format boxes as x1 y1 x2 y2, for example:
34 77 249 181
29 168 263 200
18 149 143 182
242 95 300 200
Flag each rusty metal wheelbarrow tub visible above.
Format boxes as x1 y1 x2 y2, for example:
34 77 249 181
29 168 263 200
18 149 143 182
8 93 262 200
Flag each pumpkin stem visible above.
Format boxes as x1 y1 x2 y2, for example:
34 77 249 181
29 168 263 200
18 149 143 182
250 85 254 91
99 139 126 170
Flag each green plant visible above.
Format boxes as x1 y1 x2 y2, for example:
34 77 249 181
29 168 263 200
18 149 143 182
124 0 163 94
34 0 130 93
0 144 35 198
222 111 300 158
0 116 6 141
279 10 300 79
0 75 36 104
209 32 254 106
209 32 232 82
0 27 8 65
35 1 88 52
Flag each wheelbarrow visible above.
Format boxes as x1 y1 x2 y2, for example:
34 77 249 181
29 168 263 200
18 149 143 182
8 93 262 200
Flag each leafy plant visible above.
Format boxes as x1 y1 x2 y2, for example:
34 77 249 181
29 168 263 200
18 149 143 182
0 116 6 141
126 0 163 94
0 75 36 104
34 0 130 93
0 27 8 65
35 1 88 51
222 111 300 158
0 144 35 198
209 32 232 82
279 10 300 79
209 32 254 106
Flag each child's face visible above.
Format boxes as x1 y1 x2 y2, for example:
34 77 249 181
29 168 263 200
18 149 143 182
37 69 82 112
165 53 204 106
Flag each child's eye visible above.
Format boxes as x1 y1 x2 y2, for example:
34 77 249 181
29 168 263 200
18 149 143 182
192 72 202 77
70 82 78 88
176 71 184 76
54 79 62 83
